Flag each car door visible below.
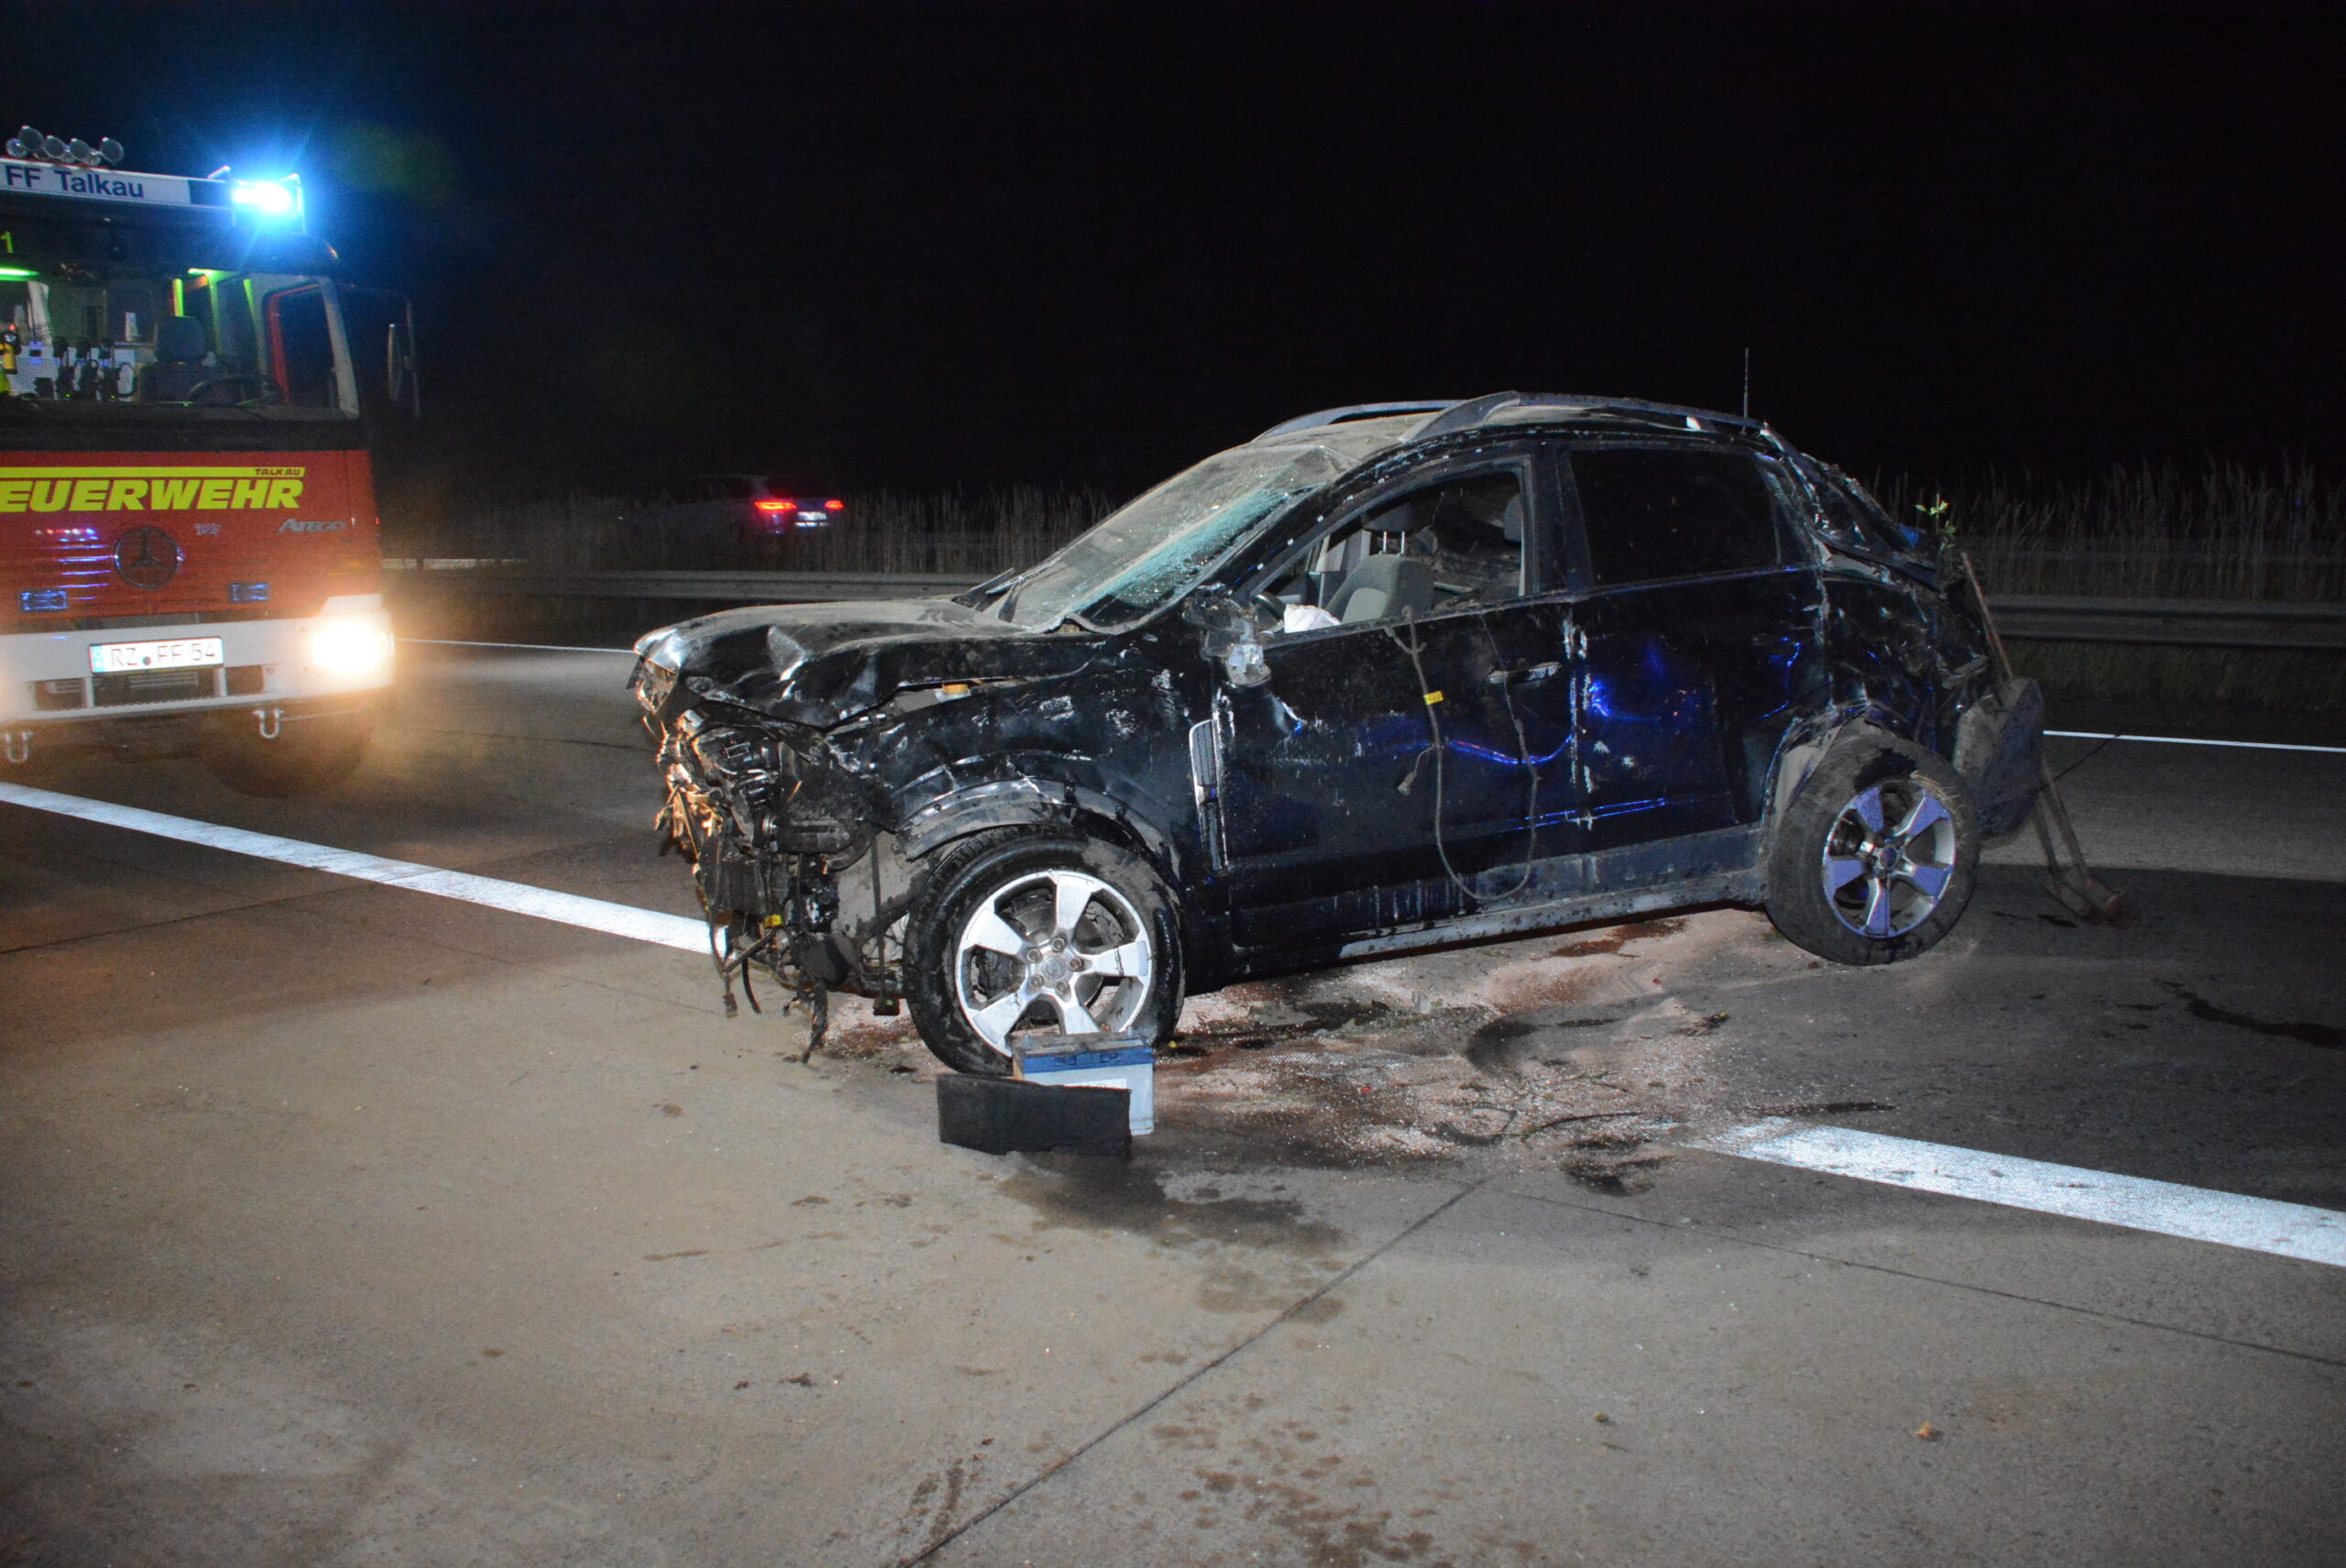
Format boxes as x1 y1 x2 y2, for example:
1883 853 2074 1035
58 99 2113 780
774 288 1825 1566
1211 446 1574 947
1556 443 1822 861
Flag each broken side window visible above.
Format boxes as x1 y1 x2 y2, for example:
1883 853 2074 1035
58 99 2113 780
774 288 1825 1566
1570 448 1781 587
1261 466 1527 632
1808 462 1932 563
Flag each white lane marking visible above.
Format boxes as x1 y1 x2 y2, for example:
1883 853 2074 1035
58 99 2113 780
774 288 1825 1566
400 638 637 654
2046 729 2346 755
1699 1119 2346 1268
0 781 709 953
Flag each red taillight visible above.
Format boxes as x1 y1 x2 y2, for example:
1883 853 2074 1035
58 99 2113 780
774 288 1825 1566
825 499 844 511
755 499 791 513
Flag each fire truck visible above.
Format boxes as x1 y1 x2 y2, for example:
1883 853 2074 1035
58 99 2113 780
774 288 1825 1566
1 127 413 795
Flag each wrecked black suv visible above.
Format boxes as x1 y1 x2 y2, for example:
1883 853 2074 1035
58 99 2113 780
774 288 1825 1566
630 394 2042 1073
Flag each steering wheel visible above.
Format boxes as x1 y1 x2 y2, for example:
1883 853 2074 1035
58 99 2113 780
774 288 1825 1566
185 374 286 407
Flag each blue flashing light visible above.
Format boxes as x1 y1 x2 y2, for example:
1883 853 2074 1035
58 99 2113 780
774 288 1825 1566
230 178 299 219
19 588 69 613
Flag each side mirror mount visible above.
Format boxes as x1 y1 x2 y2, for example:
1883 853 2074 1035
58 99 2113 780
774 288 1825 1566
385 313 419 416
1183 590 1272 687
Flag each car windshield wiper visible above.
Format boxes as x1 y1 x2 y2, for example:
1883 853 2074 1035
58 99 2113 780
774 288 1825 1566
955 566 1021 609
990 561 1062 623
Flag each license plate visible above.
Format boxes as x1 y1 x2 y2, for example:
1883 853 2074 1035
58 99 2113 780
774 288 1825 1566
89 637 225 674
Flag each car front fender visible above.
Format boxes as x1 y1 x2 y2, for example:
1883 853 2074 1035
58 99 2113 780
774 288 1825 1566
894 776 1189 887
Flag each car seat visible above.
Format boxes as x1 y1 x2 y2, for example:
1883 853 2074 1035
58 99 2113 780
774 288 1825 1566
1328 553 1435 624
1497 491 1525 545
135 316 212 402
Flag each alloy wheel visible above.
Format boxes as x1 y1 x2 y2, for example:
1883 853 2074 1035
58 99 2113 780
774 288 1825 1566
951 868 1154 1052
1820 780 1958 939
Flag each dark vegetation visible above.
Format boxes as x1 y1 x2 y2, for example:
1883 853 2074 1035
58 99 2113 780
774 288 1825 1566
1891 463 2346 717
389 486 1107 576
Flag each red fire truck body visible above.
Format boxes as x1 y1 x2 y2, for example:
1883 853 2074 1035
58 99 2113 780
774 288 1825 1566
2 140 402 793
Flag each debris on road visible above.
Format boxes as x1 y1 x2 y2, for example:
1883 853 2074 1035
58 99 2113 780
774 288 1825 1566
831 905 1850 1178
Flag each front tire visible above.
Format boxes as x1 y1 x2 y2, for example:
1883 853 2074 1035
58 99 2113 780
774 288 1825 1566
904 831 1184 1076
1766 736 1979 966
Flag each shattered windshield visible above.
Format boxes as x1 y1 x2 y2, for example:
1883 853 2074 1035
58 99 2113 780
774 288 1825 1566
995 444 1351 630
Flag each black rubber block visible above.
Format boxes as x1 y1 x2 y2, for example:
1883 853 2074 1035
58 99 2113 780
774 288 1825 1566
936 1073 1132 1158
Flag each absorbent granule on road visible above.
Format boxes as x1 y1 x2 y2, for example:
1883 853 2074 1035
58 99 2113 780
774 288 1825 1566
819 906 1817 1185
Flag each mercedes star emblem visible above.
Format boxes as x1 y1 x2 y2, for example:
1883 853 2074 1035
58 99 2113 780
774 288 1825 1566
113 525 182 590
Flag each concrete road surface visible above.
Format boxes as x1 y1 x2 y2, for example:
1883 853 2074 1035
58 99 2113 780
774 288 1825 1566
2 641 2341 1567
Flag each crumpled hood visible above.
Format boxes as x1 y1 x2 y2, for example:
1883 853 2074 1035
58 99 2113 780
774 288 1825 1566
635 597 1101 729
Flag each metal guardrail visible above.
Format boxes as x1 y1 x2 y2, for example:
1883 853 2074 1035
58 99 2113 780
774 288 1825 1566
1988 595 2346 651
383 567 2346 651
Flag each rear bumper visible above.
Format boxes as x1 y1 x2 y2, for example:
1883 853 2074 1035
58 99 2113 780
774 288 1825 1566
1954 676 2045 840
0 595 393 727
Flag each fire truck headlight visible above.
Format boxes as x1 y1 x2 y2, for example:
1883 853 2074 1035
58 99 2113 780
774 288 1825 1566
310 619 396 675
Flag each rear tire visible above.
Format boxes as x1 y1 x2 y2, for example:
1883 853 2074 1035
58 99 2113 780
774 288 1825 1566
200 716 371 797
904 830 1184 1076
1766 736 1979 966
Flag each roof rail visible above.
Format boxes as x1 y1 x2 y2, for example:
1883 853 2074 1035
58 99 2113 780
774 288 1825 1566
1254 400 1463 441
1409 391 1525 437
1413 392 1762 440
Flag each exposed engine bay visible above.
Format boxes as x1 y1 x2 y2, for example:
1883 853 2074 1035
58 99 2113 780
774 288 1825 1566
655 709 896 1057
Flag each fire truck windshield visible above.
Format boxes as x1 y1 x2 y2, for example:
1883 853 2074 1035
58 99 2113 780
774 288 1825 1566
4 261 353 418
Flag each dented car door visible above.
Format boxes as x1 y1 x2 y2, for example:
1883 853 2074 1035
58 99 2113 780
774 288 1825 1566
1558 444 1824 855
1211 451 1567 946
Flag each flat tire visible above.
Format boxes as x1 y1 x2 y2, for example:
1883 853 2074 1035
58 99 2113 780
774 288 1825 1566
1765 736 1979 966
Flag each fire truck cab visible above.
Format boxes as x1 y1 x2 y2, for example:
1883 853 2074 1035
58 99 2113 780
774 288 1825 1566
2 129 407 795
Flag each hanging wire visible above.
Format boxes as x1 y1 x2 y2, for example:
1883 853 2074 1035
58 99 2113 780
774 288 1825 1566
1382 608 1542 906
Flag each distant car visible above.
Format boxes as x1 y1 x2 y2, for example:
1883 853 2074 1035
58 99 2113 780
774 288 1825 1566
632 394 2045 1075
640 475 845 540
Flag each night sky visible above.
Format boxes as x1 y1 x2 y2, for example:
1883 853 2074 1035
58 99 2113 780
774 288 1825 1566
8 2 2341 508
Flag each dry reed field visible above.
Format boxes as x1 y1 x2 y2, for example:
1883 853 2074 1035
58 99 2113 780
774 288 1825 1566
1887 463 2346 715
1892 461 2346 604
395 485 1107 577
